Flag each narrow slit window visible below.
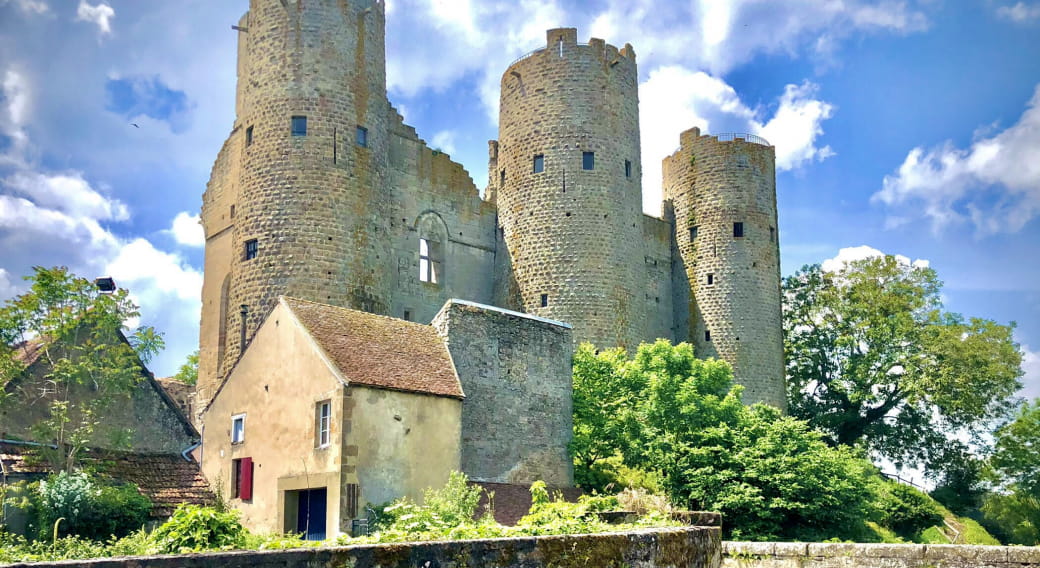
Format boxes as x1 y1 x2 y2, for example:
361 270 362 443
316 400 331 448
356 126 368 147
733 222 744 238
704 330 711 342
245 126 254 147
419 238 442 285
500 169 506 185
625 160 632 178
689 226 698 241
533 154 544 173
291 115 307 136
540 293 548 307
769 227 776 242
707 273 714 285
244 239 258 260
582 151 595 170
403 309 412 321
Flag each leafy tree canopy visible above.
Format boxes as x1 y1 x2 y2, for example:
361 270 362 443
783 255 1023 471
572 340 876 541
992 398 1040 498
0 266 164 471
173 350 199 385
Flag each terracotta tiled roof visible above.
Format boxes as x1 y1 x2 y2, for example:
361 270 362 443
472 481 584 526
0 442 214 519
283 297 464 399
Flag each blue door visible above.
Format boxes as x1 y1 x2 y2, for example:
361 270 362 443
296 488 327 540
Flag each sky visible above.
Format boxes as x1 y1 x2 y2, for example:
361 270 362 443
0 0 1037 401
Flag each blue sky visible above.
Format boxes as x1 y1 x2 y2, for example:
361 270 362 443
0 0 1037 400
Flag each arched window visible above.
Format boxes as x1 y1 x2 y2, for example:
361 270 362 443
415 211 448 287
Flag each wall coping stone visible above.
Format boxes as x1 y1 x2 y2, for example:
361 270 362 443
725 541 1040 564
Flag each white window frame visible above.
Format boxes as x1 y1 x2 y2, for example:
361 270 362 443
231 413 246 444
317 400 331 448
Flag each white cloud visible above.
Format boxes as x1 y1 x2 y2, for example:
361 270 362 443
874 84 1040 235
4 171 129 221
1 69 31 158
997 2 1040 23
168 211 204 247
820 245 930 273
430 130 458 156
639 67 835 212
1020 344 1040 400
75 0 114 36
0 268 18 299
758 82 836 170
0 0 49 15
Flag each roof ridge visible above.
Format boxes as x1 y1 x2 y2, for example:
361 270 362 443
280 295 431 329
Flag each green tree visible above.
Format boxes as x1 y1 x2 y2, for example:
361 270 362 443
173 350 199 385
572 340 876 540
783 256 1022 471
992 398 1040 497
0 266 164 472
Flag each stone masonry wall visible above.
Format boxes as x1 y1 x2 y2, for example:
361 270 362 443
495 28 648 352
663 127 785 409
723 541 1040 568
6 527 720 568
385 108 499 324
433 300 574 486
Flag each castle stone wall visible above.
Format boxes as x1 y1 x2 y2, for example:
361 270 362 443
385 109 499 324
643 213 679 342
724 541 1040 568
433 300 574 486
495 29 648 352
663 128 785 408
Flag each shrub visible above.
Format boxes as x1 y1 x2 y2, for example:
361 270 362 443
876 482 945 538
25 472 152 541
150 504 247 553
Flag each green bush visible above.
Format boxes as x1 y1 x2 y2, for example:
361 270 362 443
22 472 153 541
876 482 945 538
150 504 247 553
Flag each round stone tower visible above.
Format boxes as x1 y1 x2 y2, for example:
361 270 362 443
663 127 786 409
198 0 393 407
495 28 646 351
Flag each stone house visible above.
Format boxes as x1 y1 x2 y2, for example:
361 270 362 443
201 296 572 539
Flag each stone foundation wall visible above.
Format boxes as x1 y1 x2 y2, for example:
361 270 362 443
7 527 720 568
723 541 1040 568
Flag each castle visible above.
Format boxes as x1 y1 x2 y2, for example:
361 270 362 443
197 0 785 418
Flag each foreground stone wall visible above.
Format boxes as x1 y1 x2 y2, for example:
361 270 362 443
7 527 720 568
723 541 1040 568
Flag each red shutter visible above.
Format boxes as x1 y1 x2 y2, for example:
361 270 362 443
240 457 253 500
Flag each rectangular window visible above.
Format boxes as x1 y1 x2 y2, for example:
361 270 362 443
291 115 307 136
707 273 714 285
419 238 441 284
582 151 595 170
316 400 331 448
231 413 245 444
733 222 744 238
689 226 698 241
356 126 368 147
705 330 711 342
403 309 412 321
540 293 548 307
232 457 253 500
625 160 632 178
533 154 544 173
500 169 505 184
769 227 776 242
245 125 254 147
244 239 258 260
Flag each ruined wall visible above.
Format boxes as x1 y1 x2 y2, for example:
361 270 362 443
495 28 648 352
433 300 574 486
385 109 499 324
663 128 785 408
643 214 678 343
723 541 1040 568
199 0 395 413
15 526 721 568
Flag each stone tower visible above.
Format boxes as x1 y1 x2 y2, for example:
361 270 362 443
197 0 393 412
663 127 786 408
494 29 647 350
